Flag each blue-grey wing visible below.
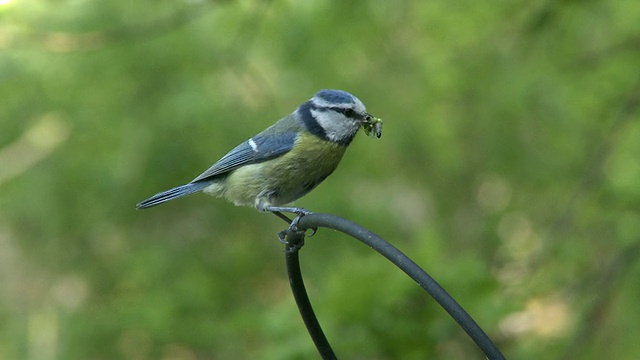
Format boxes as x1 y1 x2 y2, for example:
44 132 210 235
191 131 298 183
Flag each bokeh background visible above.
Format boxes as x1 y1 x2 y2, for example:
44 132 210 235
2 0 640 359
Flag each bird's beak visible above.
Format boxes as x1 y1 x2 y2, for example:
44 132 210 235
362 113 382 138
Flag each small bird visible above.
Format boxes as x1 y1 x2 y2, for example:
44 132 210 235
136 89 381 217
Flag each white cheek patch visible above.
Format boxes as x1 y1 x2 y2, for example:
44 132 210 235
311 109 360 142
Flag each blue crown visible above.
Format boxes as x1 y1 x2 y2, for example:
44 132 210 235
315 89 355 105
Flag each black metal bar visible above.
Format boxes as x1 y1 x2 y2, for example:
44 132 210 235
290 213 506 360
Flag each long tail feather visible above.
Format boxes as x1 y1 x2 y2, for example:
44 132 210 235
136 182 210 209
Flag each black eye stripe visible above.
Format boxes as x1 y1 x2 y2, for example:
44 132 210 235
330 107 361 119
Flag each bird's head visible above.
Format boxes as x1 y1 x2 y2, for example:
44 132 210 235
297 89 381 145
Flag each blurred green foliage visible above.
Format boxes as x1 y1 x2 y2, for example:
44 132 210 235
1 0 640 359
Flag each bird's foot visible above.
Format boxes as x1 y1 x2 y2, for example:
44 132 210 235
266 206 313 217
270 208 317 252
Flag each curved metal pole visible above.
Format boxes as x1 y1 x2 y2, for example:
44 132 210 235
280 212 505 360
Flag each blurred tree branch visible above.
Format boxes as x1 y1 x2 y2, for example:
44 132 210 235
1 1 217 52
0 113 70 186
535 76 640 266
563 241 640 358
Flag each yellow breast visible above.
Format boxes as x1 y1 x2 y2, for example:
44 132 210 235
214 132 347 208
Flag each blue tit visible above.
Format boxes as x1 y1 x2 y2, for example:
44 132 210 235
136 89 381 216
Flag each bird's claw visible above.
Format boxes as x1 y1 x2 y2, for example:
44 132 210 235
307 227 318 237
279 228 305 253
278 211 315 252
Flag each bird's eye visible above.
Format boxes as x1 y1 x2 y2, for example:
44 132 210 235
343 109 355 118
